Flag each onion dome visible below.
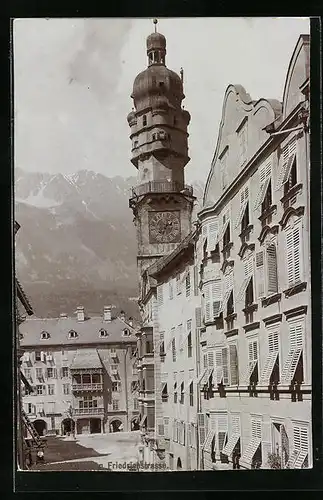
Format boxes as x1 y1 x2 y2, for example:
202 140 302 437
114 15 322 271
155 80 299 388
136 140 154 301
146 32 166 52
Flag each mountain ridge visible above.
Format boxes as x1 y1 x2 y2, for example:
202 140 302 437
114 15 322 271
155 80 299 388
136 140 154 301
15 168 205 319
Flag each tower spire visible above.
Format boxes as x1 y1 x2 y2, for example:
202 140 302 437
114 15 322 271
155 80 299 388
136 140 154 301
153 18 158 33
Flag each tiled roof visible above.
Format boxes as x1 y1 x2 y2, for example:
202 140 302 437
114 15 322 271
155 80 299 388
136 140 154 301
70 349 102 369
148 230 196 278
20 316 137 347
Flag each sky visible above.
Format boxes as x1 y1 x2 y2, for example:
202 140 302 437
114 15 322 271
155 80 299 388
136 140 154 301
13 17 310 184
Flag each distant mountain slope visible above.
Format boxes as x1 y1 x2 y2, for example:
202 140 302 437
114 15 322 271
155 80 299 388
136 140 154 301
15 168 204 318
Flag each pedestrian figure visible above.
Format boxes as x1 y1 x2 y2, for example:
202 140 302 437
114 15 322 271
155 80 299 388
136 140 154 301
232 452 241 469
36 449 44 464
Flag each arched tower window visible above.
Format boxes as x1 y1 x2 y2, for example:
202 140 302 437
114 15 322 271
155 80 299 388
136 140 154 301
143 115 147 127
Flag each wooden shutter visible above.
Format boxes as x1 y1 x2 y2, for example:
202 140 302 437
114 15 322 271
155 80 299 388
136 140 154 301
217 413 228 452
281 424 290 468
235 185 249 228
266 243 278 295
203 353 208 369
194 265 199 296
255 250 265 298
208 218 219 251
286 225 302 287
215 349 223 384
204 284 211 322
187 423 192 447
207 350 215 368
197 413 206 447
212 279 222 319
276 137 297 190
229 344 239 385
222 347 229 385
195 307 202 329
253 160 272 210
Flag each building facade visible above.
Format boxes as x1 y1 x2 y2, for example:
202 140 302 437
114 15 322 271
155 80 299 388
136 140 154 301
15 220 35 469
198 34 311 470
128 22 195 463
148 231 201 470
128 28 311 471
20 306 140 436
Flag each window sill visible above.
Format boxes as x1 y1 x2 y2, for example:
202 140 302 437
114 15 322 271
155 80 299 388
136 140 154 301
283 282 307 297
280 183 303 204
261 293 282 307
243 321 260 333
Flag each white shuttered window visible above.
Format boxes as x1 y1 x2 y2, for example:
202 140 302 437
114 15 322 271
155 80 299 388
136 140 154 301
281 318 304 384
286 223 302 287
275 137 297 190
253 160 272 210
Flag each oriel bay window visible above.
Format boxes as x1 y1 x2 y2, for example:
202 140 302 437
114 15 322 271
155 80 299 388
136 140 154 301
214 344 239 387
79 395 98 410
272 422 289 468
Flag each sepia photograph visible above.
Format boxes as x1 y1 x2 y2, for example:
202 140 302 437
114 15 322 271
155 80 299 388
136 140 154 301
13 16 311 472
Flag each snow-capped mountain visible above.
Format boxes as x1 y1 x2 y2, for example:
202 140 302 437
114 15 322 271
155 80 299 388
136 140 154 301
15 168 204 318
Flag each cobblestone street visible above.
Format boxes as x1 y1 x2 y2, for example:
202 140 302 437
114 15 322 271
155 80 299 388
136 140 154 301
31 431 141 471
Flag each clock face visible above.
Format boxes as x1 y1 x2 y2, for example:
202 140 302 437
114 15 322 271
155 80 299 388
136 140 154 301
149 211 181 243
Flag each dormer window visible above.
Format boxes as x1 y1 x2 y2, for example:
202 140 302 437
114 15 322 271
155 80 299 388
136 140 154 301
40 331 50 340
123 328 130 337
99 328 108 338
68 330 78 339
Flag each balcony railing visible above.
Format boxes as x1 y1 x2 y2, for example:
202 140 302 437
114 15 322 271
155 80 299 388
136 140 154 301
130 181 193 199
73 407 104 416
72 383 103 392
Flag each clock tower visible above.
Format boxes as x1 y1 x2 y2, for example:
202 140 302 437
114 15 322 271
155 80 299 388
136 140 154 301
128 20 195 295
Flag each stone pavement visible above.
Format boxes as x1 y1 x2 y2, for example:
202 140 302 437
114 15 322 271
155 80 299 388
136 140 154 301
39 431 142 471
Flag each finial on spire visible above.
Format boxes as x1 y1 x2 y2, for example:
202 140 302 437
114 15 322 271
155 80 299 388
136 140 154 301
180 67 184 82
153 18 158 33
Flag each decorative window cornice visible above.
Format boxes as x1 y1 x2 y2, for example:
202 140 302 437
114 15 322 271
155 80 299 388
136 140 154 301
263 313 283 326
258 224 279 244
283 305 308 320
279 206 305 229
238 242 255 259
243 321 260 333
221 259 234 274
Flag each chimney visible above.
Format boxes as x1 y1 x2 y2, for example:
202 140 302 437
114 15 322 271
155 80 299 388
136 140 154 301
103 305 112 322
77 306 85 322
60 313 68 319
120 310 126 322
